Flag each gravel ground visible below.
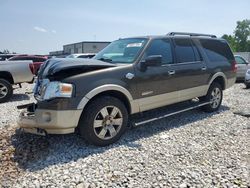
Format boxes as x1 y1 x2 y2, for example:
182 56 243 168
0 83 249 188
0 84 35 128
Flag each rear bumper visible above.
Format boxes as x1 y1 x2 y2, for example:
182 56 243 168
18 104 82 135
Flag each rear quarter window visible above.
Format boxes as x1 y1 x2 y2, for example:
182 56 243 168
199 39 234 62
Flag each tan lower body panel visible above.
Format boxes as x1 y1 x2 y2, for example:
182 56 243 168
134 85 208 112
18 109 82 135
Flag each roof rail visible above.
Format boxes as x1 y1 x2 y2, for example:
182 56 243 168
167 32 217 38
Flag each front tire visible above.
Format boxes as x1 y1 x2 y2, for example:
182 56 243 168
201 82 223 112
0 79 13 103
78 96 128 146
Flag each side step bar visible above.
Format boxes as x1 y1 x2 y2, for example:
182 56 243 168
134 101 210 127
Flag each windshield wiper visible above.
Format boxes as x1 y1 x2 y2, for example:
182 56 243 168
98 58 113 63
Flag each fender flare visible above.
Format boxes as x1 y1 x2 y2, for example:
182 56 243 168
208 72 227 90
77 84 139 114
0 71 14 84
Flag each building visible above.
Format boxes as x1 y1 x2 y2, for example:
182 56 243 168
49 50 64 56
63 41 110 54
49 41 110 56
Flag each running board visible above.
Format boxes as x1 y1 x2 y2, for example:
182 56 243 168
133 101 210 127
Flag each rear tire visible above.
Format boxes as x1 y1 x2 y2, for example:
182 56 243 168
78 96 128 146
200 82 223 112
0 79 13 103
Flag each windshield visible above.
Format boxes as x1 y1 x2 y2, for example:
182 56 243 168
94 38 148 64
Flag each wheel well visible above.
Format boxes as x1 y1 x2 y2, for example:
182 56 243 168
87 90 131 114
0 72 14 84
212 76 225 90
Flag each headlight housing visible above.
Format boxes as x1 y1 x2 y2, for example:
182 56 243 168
41 81 73 100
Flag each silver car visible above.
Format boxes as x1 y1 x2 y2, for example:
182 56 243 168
234 55 250 80
245 69 250 88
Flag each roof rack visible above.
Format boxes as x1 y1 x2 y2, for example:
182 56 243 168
167 32 217 38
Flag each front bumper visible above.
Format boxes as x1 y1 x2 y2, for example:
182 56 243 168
18 104 82 135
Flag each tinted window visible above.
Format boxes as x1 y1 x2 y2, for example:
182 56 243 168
200 39 234 62
9 56 46 62
78 55 95 58
235 56 246 64
34 57 46 62
143 39 173 64
9 56 27 61
174 38 196 63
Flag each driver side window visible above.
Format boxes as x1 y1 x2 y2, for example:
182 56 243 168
143 39 173 64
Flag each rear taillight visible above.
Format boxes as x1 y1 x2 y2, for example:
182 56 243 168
232 60 237 73
29 63 35 75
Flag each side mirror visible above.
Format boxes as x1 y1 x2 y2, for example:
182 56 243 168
140 55 162 71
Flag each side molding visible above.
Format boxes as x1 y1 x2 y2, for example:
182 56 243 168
77 84 140 114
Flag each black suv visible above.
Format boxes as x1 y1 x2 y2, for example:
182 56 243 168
18 32 236 146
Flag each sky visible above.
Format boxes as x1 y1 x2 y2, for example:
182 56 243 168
0 0 249 54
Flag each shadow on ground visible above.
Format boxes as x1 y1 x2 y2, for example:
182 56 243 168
9 94 30 102
11 104 230 172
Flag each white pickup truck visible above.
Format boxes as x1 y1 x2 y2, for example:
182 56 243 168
0 60 34 103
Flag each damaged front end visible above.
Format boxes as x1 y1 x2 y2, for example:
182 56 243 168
18 58 116 135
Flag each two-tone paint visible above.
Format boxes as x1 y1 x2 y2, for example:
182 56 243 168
18 35 236 134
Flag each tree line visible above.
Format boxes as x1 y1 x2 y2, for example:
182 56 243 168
222 19 250 52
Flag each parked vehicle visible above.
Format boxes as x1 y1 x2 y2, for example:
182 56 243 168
66 53 95 59
0 54 17 61
0 60 34 103
8 55 48 75
18 32 236 146
234 55 250 81
245 69 250 88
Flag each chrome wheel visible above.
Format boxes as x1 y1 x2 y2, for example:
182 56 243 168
0 83 8 99
210 87 221 108
93 106 123 140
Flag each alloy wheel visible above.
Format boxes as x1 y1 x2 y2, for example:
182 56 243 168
0 83 8 99
93 106 123 140
210 87 221 108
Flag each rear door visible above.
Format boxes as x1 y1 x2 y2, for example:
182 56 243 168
171 38 209 101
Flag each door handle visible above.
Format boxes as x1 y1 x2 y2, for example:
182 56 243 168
201 66 207 71
168 70 175 75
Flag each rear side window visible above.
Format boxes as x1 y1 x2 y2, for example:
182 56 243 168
143 39 173 64
174 38 201 63
235 56 247 64
200 39 234 62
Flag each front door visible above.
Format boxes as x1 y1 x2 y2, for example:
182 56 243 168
134 38 179 112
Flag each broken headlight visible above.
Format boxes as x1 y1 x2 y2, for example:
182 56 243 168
42 81 73 100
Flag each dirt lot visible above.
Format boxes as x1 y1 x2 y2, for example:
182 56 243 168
0 83 249 188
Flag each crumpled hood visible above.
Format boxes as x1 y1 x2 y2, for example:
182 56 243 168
39 58 116 80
